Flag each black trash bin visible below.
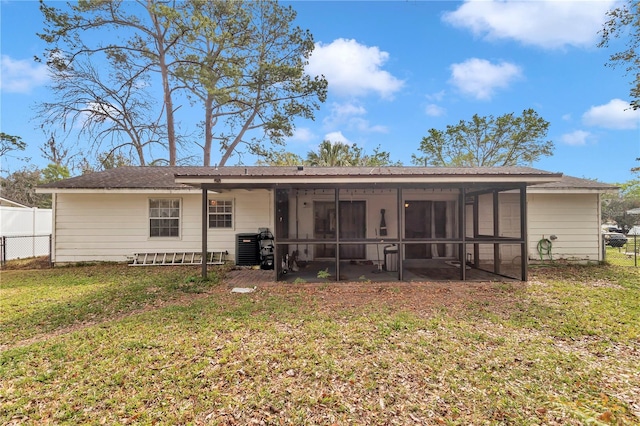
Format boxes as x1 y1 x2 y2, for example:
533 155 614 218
383 245 398 272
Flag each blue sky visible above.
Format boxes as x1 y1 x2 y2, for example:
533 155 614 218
1 0 639 184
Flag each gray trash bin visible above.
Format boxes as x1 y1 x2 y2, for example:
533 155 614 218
383 245 398 272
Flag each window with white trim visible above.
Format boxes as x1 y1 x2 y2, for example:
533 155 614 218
208 199 233 228
149 199 180 237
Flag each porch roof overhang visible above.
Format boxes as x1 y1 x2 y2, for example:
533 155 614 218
175 166 563 190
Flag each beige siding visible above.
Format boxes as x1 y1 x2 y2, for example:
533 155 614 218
52 190 272 264
527 193 601 262
51 187 602 266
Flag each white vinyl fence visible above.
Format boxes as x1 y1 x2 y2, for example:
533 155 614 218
0 206 52 261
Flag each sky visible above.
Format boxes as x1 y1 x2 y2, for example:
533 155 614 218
1 0 639 185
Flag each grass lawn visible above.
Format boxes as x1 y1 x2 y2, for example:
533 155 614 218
1 258 639 425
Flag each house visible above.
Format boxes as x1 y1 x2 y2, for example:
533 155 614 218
36 166 617 282
0 196 30 208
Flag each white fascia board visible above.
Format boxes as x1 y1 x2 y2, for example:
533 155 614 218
527 187 616 194
35 188 202 195
175 175 561 186
0 197 30 208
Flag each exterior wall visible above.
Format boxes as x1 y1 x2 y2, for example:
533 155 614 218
51 190 272 264
527 192 601 262
50 187 603 265
465 191 601 263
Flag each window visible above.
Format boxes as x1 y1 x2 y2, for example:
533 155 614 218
149 199 180 237
209 199 233 228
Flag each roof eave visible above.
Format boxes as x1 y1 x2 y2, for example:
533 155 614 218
175 174 563 187
36 187 200 194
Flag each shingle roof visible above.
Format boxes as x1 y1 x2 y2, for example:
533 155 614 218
36 165 564 190
175 165 560 178
37 167 192 190
530 175 618 190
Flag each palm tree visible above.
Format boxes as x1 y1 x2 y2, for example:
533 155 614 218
306 140 354 166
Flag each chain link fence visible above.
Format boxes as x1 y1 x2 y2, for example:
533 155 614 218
0 235 52 267
604 234 639 267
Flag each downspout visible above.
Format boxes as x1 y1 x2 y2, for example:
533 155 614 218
597 192 603 262
397 187 403 281
493 190 501 275
201 187 208 279
459 188 466 281
520 185 528 281
51 193 57 266
273 188 279 282
335 189 340 282
473 195 479 268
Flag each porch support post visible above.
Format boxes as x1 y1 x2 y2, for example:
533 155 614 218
493 190 501 275
473 195 479 268
397 186 403 281
272 188 279 282
201 187 208 279
335 188 340 282
459 187 466 281
520 185 528 281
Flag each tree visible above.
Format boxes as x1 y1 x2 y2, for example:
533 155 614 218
602 195 640 230
0 133 26 158
79 152 135 175
1 133 31 176
412 109 553 167
256 151 305 166
40 134 69 167
0 162 71 209
307 140 353 166
0 167 50 208
162 0 327 166
39 0 188 166
38 0 327 167
599 0 640 110
306 140 399 167
36 59 166 166
619 157 640 200
41 163 71 183
602 157 640 228
350 145 403 167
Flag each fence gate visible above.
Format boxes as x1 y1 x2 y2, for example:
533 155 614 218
0 234 52 267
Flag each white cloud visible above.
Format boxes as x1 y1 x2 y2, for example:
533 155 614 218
323 102 365 128
290 127 315 142
323 131 351 144
561 130 591 146
582 99 640 130
0 55 49 93
332 102 367 118
449 58 522 100
349 117 388 133
306 38 404 99
323 102 387 133
426 91 446 102
425 104 446 117
443 0 616 49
